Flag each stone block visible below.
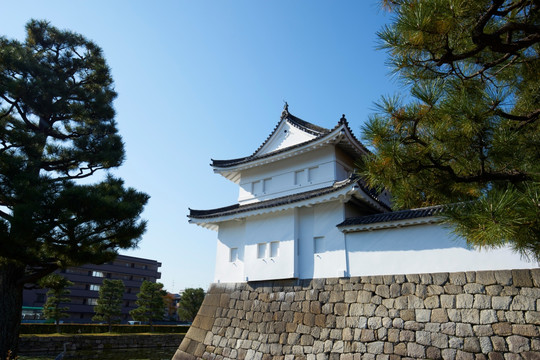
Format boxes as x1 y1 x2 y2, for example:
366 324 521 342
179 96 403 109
449 336 464 349
501 286 519 296
416 284 427 298
455 350 474 360
456 323 474 337
491 336 507 352
416 331 431 346
407 342 425 358
399 330 414 342
447 309 462 322
480 309 498 324
400 309 415 321
464 283 485 294
512 324 539 337
456 294 474 309
371 295 383 305
472 325 493 336
408 295 424 309
473 295 491 309
364 303 377 317
360 329 376 342
427 346 442 359
401 283 415 295
506 335 530 353
376 285 390 298
416 309 431 322
334 303 349 316
531 268 540 287
441 322 456 335
394 343 407 356
511 295 536 311
425 296 440 309
524 310 540 325
357 290 372 303
431 309 449 323
441 348 457 360
476 271 496 285
431 333 448 349
389 283 401 298
394 296 408 309
392 318 404 328
375 305 388 317
504 310 525 324
512 269 532 287
461 309 480 324
463 338 481 353
479 337 493 354
449 272 467 285
387 328 400 343
344 291 357 303
485 285 502 296
367 341 385 355
445 284 464 295
368 316 383 329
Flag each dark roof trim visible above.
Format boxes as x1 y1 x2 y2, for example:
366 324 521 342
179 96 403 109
189 176 389 220
211 114 369 169
337 205 445 227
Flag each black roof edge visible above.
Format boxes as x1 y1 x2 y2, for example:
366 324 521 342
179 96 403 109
337 204 446 227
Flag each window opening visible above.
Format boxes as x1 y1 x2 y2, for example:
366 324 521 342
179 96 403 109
257 243 267 259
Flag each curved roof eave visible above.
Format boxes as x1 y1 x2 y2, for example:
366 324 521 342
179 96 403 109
211 119 370 179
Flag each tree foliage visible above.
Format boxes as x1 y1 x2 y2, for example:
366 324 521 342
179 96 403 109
177 288 205 322
130 281 166 331
40 274 73 333
362 0 540 260
0 20 148 358
93 279 125 331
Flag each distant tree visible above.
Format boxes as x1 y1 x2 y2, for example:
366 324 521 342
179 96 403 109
40 274 73 333
164 292 177 321
177 288 205 323
362 0 540 260
130 281 166 331
92 279 125 331
0 20 148 358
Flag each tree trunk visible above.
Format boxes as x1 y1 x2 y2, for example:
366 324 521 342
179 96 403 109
0 262 24 359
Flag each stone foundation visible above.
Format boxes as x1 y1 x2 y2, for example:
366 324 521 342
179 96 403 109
173 269 539 359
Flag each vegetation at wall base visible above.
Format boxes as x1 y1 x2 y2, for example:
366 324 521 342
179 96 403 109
0 20 148 359
362 0 540 260
130 281 167 332
19 324 189 335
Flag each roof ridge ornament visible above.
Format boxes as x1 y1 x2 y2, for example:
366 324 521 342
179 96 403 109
281 101 289 120
340 114 347 124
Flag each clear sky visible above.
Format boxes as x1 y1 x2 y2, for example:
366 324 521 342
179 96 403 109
1 1 402 293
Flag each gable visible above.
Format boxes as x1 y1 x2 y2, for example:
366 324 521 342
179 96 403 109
255 120 318 156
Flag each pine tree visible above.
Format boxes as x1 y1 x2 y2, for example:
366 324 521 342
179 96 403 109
0 20 148 358
40 274 73 333
177 288 205 323
93 279 125 332
362 0 540 260
130 281 166 332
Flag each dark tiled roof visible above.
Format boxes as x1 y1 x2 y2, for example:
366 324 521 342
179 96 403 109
337 205 445 227
211 113 368 168
189 176 389 220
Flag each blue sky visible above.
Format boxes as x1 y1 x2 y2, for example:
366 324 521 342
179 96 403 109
1 1 402 292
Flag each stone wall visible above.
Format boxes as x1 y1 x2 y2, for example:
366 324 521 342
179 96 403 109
20 334 184 354
172 269 539 360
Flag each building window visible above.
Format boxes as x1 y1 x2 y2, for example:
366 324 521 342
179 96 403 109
270 242 279 258
252 180 262 195
92 271 104 278
89 284 100 291
230 247 238 262
257 243 267 259
262 178 271 193
308 166 318 183
314 236 325 254
294 170 304 185
87 298 98 306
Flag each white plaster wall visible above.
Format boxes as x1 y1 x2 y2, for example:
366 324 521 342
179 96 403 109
298 201 348 279
257 121 317 156
215 220 246 283
243 210 296 281
345 223 537 276
238 147 337 204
